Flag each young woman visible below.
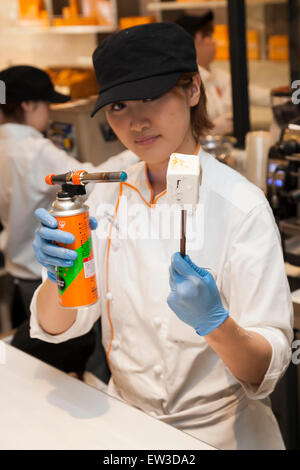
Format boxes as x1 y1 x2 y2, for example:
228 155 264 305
30 23 293 450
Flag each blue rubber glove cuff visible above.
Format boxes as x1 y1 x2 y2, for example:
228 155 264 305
168 253 229 337
195 312 229 337
184 255 229 337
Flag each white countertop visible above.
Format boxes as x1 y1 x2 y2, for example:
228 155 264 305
0 344 215 450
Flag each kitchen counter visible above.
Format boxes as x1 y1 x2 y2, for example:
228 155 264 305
0 343 215 450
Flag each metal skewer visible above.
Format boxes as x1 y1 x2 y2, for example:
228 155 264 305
180 209 187 258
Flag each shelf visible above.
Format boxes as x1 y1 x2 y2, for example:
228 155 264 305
14 0 118 35
6 25 116 34
147 0 286 12
246 0 286 4
147 1 225 10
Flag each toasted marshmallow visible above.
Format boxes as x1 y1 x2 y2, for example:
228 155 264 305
167 153 202 210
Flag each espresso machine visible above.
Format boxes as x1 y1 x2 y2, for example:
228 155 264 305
267 87 300 265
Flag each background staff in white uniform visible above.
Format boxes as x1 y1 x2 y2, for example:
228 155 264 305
176 12 271 136
30 23 293 449
0 66 137 381
0 66 138 318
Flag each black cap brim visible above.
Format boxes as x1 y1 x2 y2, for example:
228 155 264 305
91 71 181 117
48 90 71 103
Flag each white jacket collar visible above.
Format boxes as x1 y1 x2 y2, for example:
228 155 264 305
123 147 205 205
198 65 212 81
122 160 154 204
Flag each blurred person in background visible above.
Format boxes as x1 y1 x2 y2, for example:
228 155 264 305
176 12 271 136
0 65 137 380
0 65 138 320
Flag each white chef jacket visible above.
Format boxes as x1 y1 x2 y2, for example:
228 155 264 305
30 147 293 450
0 123 138 280
199 64 271 121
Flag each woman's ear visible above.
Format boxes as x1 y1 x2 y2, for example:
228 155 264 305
21 101 36 113
188 74 201 107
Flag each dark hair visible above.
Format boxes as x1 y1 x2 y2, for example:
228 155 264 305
174 72 213 140
176 12 214 39
0 102 25 123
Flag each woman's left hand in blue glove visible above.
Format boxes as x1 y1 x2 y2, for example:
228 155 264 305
167 252 229 336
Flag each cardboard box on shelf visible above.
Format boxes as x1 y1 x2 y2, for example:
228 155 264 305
45 67 98 100
213 24 229 61
119 16 156 30
81 0 114 26
214 25 260 61
175 0 213 2
19 0 43 18
268 35 289 61
247 30 260 61
18 0 50 27
53 16 98 26
53 0 97 26
70 0 79 16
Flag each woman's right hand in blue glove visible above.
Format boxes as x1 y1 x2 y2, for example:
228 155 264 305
33 208 78 282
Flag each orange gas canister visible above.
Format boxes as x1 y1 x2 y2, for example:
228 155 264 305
46 170 127 308
50 187 98 308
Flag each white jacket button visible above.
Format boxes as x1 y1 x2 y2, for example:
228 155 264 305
111 339 120 350
106 291 113 301
111 240 121 251
153 365 163 376
153 317 161 328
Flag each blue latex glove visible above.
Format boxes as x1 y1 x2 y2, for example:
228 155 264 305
167 252 229 336
33 208 98 282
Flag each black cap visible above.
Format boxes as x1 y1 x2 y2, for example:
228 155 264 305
176 12 214 38
0 65 70 104
91 22 198 117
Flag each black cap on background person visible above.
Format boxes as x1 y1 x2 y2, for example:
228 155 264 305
0 65 70 131
0 65 70 104
176 11 214 39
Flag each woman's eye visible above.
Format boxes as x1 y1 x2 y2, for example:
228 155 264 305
110 102 126 111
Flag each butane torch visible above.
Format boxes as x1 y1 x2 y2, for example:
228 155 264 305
45 170 127 308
